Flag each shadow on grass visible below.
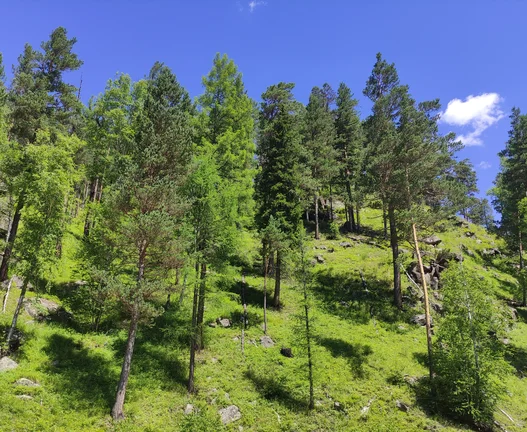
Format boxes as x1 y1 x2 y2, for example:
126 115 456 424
311 269 409 325
505 343 527 378
244 368 307 411
221 278 265 309
44 333 116 409
317 337 372 378
111 320 189 392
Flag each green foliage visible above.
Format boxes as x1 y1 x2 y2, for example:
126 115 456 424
197 53 256 225
433 267 511 427
255 82 304 238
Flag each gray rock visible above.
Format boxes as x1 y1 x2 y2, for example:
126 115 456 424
208 322 217 328
465 231 475 237
315 255 325 264
333 401 345 411
23 297 60 320
482 248 501 257
327 247 335 253
15 378 39 387
396 400 410 412
0 357 18 372
431 302 444 314
260 336 275 348
315 245 327 250
422 235 442 246
184 404 195 415
339 242 352 248
219 405 241 425
410 314 433 327
476 239 482 244
16 395 33 401
216 318 231 328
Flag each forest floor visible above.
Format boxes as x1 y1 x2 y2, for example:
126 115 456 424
1 208 526 432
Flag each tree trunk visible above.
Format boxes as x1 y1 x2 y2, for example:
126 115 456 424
111 309 139 420
241 273 247 355
382 201 388 239
273 250 281 308
0 197 24 282
6 278 29 346
263 256 268 335
329 184 334 222
178 274 187 306
188 264 200 393
356 206 360 233
348 205 356 232
388 206 402 309
197 263 207 351
301 250 314 410
412 223 433 383
306 210 310 222
2 277 13 313
111 241 147 419
520 231 525 306
314 194 320 240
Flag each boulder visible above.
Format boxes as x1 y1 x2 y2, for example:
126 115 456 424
260 336 275 348
0 357 18 372
23 297 60 320
315 255 325 264
216 318 231 328
482 248 501 257
465 231 475 237
16 395 33 401
396 400 410 412
422 235 442 246
208 322 217 328
410 314 433 327
184 404 195 415
315 245 327 250
327 247 335 253
15 378 39 387
333 401 345 411
339 242 352 248
219 405 241 425
280 347 294 358
431 302 444 314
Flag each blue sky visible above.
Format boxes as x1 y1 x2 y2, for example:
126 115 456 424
1 0 526 198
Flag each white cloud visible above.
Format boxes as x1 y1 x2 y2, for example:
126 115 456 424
441 93 504 146
478 161 491 170
248 1 266 12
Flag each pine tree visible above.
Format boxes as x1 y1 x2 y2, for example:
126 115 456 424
97 63 193 420
335 83 364 232
255 83 304 308
491 108 527 304
303 84 338 239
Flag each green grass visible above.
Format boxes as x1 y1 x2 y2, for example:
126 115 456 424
1 208 526 431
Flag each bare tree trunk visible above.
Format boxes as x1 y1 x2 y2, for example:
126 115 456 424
111 241 146 420
165 268 180 310
0 197 24 282
382 200 388 239
241 273 247 354
329 184 334 222
6 278 29 346
263 256 268 335
111 309 139 420
356 206 360 233
388 206 402 309
306 210 310 222
520 230 525 306
178 274 187 306
2 277 13 313
273 250 281 308
197 263 207 351
412 223 433 382
314 194 320 240
188 264 200 394
300 247 314 410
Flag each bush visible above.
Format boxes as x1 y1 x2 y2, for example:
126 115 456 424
327 222 340 240
433 267 511 428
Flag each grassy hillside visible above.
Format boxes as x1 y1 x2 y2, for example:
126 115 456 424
1 209 526 432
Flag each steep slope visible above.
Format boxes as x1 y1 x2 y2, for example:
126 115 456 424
0 209 525 432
